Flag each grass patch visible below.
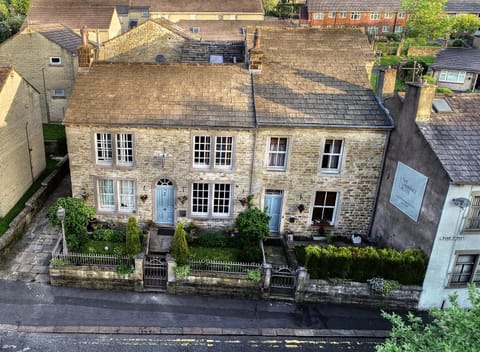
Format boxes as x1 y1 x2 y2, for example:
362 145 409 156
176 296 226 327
379 55 403 67
409 56 435 66
80 240 126 256
370 71 378 91
42 123 66 141
0 158 58 236
189 246 242 262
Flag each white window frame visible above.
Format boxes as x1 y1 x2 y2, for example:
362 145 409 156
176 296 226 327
49 56 62 65
191 182 232 218
311 191 339 226
116 133 134 166
193 135 211 168
464 194 480 231
328 12 335 18
52 89 65 97
382 25 390 33
321 139 344 173
449 253 480 286
398 12 405 18
384 12 392 19
95 133 113 165
313 12 324 20
267 137 288 170
118 180 136 212
351 12 361 20
214 136 233 170
394 26 403 33
98 179 115 212
367 26 378 34
339 12 346 18
439 70 466 84
370 12 380 20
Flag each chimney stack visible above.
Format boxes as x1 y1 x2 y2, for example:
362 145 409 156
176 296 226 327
248 28 264 72
404 82 436 122
77 25 94 68
376 67 397 100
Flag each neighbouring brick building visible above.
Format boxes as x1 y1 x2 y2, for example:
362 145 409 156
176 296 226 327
64 28 392 238
301 0 408 35
0 67 46 217
0 25 82 123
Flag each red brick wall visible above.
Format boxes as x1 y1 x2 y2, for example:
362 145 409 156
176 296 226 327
307 11 408 34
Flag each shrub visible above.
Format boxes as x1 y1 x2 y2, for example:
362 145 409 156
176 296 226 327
189 247 240 262
422 74 436 84
198 232 230 248
437 87 454 94
238 245 263 263
125 217 141 255
350 246 380 282
172 221 189 265
117 264 133 275
174 264 190 279
46 197 96 252
247 268 262 282
234 205 270 248
92 228 125 243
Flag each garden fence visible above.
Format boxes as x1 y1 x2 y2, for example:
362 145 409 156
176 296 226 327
187 258 261 275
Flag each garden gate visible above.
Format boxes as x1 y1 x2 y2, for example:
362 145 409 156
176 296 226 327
270 265 296 297
144 255 167 290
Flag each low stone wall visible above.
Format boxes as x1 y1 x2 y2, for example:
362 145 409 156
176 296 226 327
0 156 69 256
168 272 262 299
301 280 421 310
407 46 441 57
44 140 67 157
50 265 135 291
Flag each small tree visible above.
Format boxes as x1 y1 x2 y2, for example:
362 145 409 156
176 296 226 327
46 197 95 252
172 221 189 265
125 216 141 255
376 284 480 352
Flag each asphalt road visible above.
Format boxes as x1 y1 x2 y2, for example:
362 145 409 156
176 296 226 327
0 332 383 352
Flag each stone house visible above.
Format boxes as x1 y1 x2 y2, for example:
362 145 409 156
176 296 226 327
371 68 480 309
0 67 46 217
0 25 83 123
431 48 480 92
24 0 122 44
64 27 392 238
301 0 408 35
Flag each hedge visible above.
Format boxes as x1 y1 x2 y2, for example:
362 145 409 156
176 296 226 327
298 245 427 285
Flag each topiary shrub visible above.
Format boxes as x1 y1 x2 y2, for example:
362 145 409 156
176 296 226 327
350 246 380 282
46 197 96 252
172 221 189 265
125 216 141 255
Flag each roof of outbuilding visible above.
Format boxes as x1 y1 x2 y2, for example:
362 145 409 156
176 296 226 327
148 0 264 13
306 0 403 12
431 48 480 72
247 27 392 128
63 63 255 129
24 24 85 53
418 94 480 184
445 0 480 13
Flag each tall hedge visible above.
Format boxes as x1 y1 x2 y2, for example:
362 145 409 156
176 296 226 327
172 221 189 265
301 245 428 285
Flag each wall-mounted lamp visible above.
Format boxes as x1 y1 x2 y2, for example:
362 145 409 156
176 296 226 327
297 204 305 213
452 197 471 209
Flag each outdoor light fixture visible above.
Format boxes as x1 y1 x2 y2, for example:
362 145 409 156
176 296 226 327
56 206 68 255
452 198 471 209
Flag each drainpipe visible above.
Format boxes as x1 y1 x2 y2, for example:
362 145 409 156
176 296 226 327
25 121 35 183
41 68 51 123
248 73 259 195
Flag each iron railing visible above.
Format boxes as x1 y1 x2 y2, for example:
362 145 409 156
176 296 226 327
187 258 261 275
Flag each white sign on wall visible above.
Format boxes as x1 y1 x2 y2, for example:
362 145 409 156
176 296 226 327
390 162 428 222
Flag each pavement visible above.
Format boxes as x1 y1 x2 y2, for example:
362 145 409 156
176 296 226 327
0 173 402 338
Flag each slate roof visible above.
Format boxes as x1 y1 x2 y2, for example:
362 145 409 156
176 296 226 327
64 63 255 129
24 0 116 30
445 0 480 13
417 94 480 184
26 24 85 53
148 0 264 13
307 0 403 12
248 27 392 128
431 48 480 72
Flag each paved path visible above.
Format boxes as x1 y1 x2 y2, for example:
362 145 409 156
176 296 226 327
0 175 71 282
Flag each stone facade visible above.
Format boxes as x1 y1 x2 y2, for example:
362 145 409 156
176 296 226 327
0 29 78 123
182 41 244 63
407 46 442 57
152 13 264 23
0 68 46 217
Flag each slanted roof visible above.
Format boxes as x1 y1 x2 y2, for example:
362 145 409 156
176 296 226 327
445 0 480 13
248 27 392 128
0 67 12 92
24 1 116 30
306 0 403 12
25 24 84 53
176 17 290 41
64 63 255 129
149 0 264 13
417 94 480 184
431 48 480 72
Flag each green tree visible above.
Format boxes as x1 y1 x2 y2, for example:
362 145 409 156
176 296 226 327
125 216 141 255
451 14 480 38
402 0 451 41
262 0 279 15
0 1 9 19
376 284 480 352
171 221 189 265
10 0 30 16
46 197 96 252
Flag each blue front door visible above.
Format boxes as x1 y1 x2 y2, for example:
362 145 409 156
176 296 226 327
155 180 174 225
264 190 283 233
